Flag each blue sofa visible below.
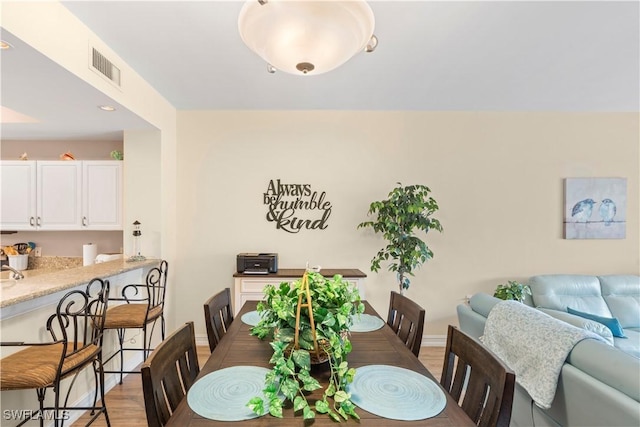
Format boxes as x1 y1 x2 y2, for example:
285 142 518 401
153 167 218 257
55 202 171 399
457 274 640 427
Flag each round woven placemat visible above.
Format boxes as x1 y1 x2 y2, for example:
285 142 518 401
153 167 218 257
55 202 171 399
349 364 447 420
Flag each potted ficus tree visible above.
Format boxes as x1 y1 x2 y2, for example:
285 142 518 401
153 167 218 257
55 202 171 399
248 271 364 422
358 183 443 294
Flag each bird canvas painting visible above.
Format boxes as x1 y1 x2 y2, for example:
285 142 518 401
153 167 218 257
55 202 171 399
564 178 626 239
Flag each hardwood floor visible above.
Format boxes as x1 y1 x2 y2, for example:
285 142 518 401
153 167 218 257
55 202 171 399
72 346 445 427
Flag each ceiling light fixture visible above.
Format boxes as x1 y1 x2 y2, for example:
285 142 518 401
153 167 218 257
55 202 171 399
238 0 377 76
1 40 13 50
98 105 116 112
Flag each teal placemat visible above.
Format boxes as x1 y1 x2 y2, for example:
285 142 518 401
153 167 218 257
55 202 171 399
350 314 385 332
187 366 269 421
349 365 447 420
241 310 262 326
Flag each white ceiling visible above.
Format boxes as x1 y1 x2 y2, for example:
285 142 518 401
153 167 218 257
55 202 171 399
1 1 639 141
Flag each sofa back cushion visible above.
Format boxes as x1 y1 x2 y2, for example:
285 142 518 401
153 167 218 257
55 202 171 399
599 275 640 328
528 275 612 317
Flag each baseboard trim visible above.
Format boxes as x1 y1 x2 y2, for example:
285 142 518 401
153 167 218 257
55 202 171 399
422 334 446 347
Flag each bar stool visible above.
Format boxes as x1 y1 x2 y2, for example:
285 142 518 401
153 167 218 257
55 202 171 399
0 278 111 427
102 260 168 384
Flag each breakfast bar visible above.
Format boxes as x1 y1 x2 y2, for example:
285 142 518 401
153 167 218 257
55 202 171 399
0 258 160 425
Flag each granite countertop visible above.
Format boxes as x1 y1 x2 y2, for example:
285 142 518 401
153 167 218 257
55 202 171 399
0 258 160 308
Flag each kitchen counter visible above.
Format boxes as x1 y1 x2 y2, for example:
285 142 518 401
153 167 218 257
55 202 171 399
0 257 161 424
0 258 160 309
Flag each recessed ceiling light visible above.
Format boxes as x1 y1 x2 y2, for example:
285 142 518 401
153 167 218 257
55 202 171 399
1 41 13 50
98 105 116 112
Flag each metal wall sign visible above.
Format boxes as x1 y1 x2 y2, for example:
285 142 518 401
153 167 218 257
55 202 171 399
263 179 332 233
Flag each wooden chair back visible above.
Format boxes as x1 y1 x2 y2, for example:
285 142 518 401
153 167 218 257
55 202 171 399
386 291 425 357
203 288 234 352
141 321 200 427
440 325 516 427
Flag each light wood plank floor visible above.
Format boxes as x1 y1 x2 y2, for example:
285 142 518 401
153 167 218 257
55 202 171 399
73 346 445 427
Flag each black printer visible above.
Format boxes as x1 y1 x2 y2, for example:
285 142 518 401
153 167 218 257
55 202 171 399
236 253 278 274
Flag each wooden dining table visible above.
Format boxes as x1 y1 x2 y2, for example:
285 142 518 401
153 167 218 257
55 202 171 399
165 301 475 426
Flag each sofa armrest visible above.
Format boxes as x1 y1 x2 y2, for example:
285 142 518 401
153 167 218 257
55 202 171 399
538 308 614 345
456 304 486 340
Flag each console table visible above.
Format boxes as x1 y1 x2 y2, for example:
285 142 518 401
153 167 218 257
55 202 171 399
232 268 366 315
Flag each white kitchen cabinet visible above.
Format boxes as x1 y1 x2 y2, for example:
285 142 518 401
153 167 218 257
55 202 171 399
0 161 37 230
0 160 123 231
37 161 83 230
82 161 123 230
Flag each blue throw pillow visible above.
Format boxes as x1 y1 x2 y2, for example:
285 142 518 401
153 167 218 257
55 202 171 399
567 307 628 338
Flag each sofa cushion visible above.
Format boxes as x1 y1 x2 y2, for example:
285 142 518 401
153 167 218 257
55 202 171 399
529 275 612 317
567 307 627 338
614 328 640 359
538 308 614 345
598 275 640 328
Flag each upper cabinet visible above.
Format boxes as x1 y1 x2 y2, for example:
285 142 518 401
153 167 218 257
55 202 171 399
37 161 83 230
82 161 123 230
1 161 38 230
0 160 123 231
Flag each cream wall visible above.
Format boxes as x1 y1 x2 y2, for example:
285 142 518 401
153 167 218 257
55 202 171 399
176 111 639 338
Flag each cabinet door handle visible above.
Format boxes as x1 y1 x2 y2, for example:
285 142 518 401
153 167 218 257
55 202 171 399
82 216 88 226
36 217 41 226
29 217 35 227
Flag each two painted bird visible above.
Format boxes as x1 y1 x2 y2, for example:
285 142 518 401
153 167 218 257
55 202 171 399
571 198 616 225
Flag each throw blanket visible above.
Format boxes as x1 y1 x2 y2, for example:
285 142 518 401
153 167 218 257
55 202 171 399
481 301 606 409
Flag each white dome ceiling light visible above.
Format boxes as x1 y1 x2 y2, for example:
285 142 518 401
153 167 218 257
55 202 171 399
238 0 377 76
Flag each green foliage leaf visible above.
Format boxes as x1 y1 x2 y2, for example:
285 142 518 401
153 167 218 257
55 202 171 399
293 395 306 412
268 398 283 418
247 397 264 416
281 378 299 401
315 399 329 414
334 390 349 403
292 349 310 370
302 405 315 420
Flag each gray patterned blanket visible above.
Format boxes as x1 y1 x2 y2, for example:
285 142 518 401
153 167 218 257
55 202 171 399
481 300 606 409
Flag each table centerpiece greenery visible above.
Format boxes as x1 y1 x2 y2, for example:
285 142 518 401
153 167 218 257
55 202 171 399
247 270 365 422
358 182 443 294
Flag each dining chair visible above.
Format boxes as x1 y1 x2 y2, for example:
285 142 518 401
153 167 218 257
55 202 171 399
203 287 234 352
386 291 426 357
0 278 111 427
440 325 516 427
141 321 200 427
103 260 168 384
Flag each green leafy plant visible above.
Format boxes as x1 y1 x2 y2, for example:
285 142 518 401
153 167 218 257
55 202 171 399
358 183 443 293
248 271 365 422
493 280 532 303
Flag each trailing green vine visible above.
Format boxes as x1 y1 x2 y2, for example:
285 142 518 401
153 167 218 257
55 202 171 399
247 272 364 421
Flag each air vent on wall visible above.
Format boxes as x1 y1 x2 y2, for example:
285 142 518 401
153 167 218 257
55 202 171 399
91 47 121 87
